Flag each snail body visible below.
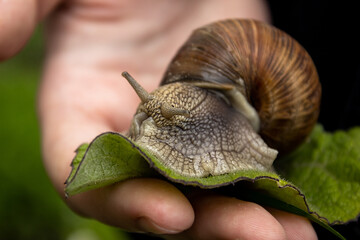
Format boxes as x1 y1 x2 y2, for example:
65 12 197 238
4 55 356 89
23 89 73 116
123 19 321 178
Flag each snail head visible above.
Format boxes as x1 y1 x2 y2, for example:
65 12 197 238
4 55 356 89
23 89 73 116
122 72 190 138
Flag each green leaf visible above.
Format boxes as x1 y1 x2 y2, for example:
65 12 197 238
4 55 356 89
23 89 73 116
65 125 360 239
65 133 155 196
234 187 345 240
275 125 360 224
65 143 89 186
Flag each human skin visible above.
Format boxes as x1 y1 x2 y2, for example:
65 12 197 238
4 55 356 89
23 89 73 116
1 0 318 239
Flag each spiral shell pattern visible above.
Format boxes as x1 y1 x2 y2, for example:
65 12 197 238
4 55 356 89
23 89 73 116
161 19 321 154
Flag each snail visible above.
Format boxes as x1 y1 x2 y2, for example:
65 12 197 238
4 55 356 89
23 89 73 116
121 19 321 179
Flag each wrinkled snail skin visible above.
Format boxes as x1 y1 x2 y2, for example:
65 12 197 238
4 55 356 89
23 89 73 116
123 19 321 178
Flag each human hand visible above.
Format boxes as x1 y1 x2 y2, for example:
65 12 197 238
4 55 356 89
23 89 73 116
1 0 317 239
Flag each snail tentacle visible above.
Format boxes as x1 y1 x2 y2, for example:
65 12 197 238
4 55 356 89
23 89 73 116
160 102 190 119
122 71 153 103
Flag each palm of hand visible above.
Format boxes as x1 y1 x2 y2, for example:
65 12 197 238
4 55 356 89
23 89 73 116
1 0 317 239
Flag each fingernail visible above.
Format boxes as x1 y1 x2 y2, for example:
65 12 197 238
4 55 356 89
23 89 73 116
136 217 180 234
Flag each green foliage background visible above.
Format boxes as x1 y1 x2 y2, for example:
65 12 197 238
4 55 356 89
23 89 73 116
0 27 130 240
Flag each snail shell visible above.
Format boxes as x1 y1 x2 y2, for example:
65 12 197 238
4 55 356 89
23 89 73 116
162 19 321 154
123 19 321 178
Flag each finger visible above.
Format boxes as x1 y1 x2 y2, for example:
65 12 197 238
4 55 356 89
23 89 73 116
267 208 318 240
66 178 194 234
183 194 287 240
0 0 60 60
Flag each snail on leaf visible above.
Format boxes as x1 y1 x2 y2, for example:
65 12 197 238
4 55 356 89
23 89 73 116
122 19 321 179
65 20 360 239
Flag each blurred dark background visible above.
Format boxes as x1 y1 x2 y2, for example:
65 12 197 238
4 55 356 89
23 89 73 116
268 0 360 131
0 1 359 240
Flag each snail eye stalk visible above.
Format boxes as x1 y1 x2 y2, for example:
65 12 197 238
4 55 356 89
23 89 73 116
160 102 190 119
122 71 153 103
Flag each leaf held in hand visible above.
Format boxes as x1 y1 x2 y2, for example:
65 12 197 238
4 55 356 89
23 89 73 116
64 133 155 197
65 125 360 239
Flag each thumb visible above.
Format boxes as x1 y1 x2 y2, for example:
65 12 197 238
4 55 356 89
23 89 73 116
0 0 61 61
